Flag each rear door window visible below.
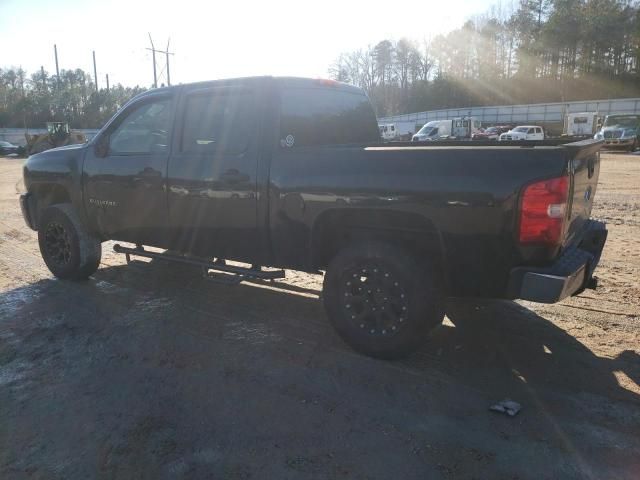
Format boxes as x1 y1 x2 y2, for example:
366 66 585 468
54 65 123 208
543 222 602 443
181 89 254 154
279 87 379 147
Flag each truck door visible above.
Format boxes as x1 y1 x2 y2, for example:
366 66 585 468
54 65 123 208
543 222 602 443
83 93 175 245
166 84 261 261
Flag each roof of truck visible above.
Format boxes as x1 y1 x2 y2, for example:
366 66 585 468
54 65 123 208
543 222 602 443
137 76 363 96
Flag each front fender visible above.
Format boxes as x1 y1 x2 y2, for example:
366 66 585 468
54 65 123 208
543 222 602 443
23 143 88 225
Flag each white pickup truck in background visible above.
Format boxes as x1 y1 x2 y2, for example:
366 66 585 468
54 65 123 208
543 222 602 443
499 125 545 141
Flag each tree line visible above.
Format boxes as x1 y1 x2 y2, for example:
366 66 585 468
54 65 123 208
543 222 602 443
329 0 640 117
0 67 146 129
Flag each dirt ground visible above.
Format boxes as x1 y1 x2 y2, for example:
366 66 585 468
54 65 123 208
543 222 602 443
0 152 638 479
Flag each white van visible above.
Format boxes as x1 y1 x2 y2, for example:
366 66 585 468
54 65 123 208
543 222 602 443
411 120 452 141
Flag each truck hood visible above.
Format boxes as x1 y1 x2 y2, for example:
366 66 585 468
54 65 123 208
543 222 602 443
23 142 88 191
602 126 636 133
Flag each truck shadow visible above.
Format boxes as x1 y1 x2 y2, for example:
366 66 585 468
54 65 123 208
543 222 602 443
432 299 640 405
2 257 638 408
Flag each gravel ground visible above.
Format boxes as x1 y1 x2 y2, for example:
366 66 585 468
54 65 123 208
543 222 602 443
0 152 638 479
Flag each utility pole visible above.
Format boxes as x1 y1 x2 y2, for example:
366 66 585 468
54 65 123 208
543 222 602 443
147 33 158 88
92 50 98 91
19 67 24 97
165 38 171 86
146 34 174 88
41 66 46 89
105 73 110 92
54 44 60 86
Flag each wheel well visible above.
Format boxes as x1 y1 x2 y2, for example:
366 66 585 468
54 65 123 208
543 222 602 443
311 209 444 271
33 184 71 227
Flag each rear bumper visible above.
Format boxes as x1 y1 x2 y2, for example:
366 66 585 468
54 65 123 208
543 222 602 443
507 220 608 303
20 193 37 230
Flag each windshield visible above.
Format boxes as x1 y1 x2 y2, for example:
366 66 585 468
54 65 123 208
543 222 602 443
485 127 498 133
418 126 437 135
513 127 529 133
604 116 638 128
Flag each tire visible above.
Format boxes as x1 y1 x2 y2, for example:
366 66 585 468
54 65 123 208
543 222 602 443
629 140 637 152
38 204 101 280
445 298 486 332
323 241 445 359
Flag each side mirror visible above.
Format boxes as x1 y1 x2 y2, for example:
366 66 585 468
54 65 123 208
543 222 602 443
94 136 109 157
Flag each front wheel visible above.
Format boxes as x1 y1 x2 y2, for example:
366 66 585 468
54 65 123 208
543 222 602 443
323 242 445 359
38 204 102 280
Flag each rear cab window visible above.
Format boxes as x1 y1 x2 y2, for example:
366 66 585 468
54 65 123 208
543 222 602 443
278 84 379 147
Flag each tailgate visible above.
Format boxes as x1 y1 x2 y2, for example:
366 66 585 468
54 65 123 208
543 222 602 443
563 139 602 247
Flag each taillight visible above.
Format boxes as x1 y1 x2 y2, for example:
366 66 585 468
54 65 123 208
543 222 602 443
519 176 569 246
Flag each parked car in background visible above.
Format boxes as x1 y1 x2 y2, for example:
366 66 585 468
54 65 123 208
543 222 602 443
0 140 23 156
564 112 599 137
594 114 639 151
378 122 418 142
451 117 482 139
379 124 398 141
412 120 451 141
499 126 545 141
412 117 480 141
472 125 511 141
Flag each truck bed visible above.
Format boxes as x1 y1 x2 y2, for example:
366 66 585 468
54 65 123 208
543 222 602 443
269 139 602 297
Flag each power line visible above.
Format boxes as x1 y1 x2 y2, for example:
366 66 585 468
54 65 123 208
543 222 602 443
146 34 174 88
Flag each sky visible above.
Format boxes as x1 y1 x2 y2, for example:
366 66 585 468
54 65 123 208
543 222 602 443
0 0 494 88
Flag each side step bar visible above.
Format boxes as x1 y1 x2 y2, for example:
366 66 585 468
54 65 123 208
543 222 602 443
113 244 286 282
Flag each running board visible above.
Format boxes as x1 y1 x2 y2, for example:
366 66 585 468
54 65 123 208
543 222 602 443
113 244 286 282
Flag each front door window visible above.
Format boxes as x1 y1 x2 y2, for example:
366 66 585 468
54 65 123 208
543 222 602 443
109 99 171 155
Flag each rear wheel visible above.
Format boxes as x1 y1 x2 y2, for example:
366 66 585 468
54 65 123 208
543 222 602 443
38 204 101 280
323 242 445 359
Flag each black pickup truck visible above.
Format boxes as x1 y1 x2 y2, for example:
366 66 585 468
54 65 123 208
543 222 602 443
20 77 607 358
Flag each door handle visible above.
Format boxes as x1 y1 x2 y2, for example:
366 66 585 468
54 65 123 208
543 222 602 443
133 168 161 184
